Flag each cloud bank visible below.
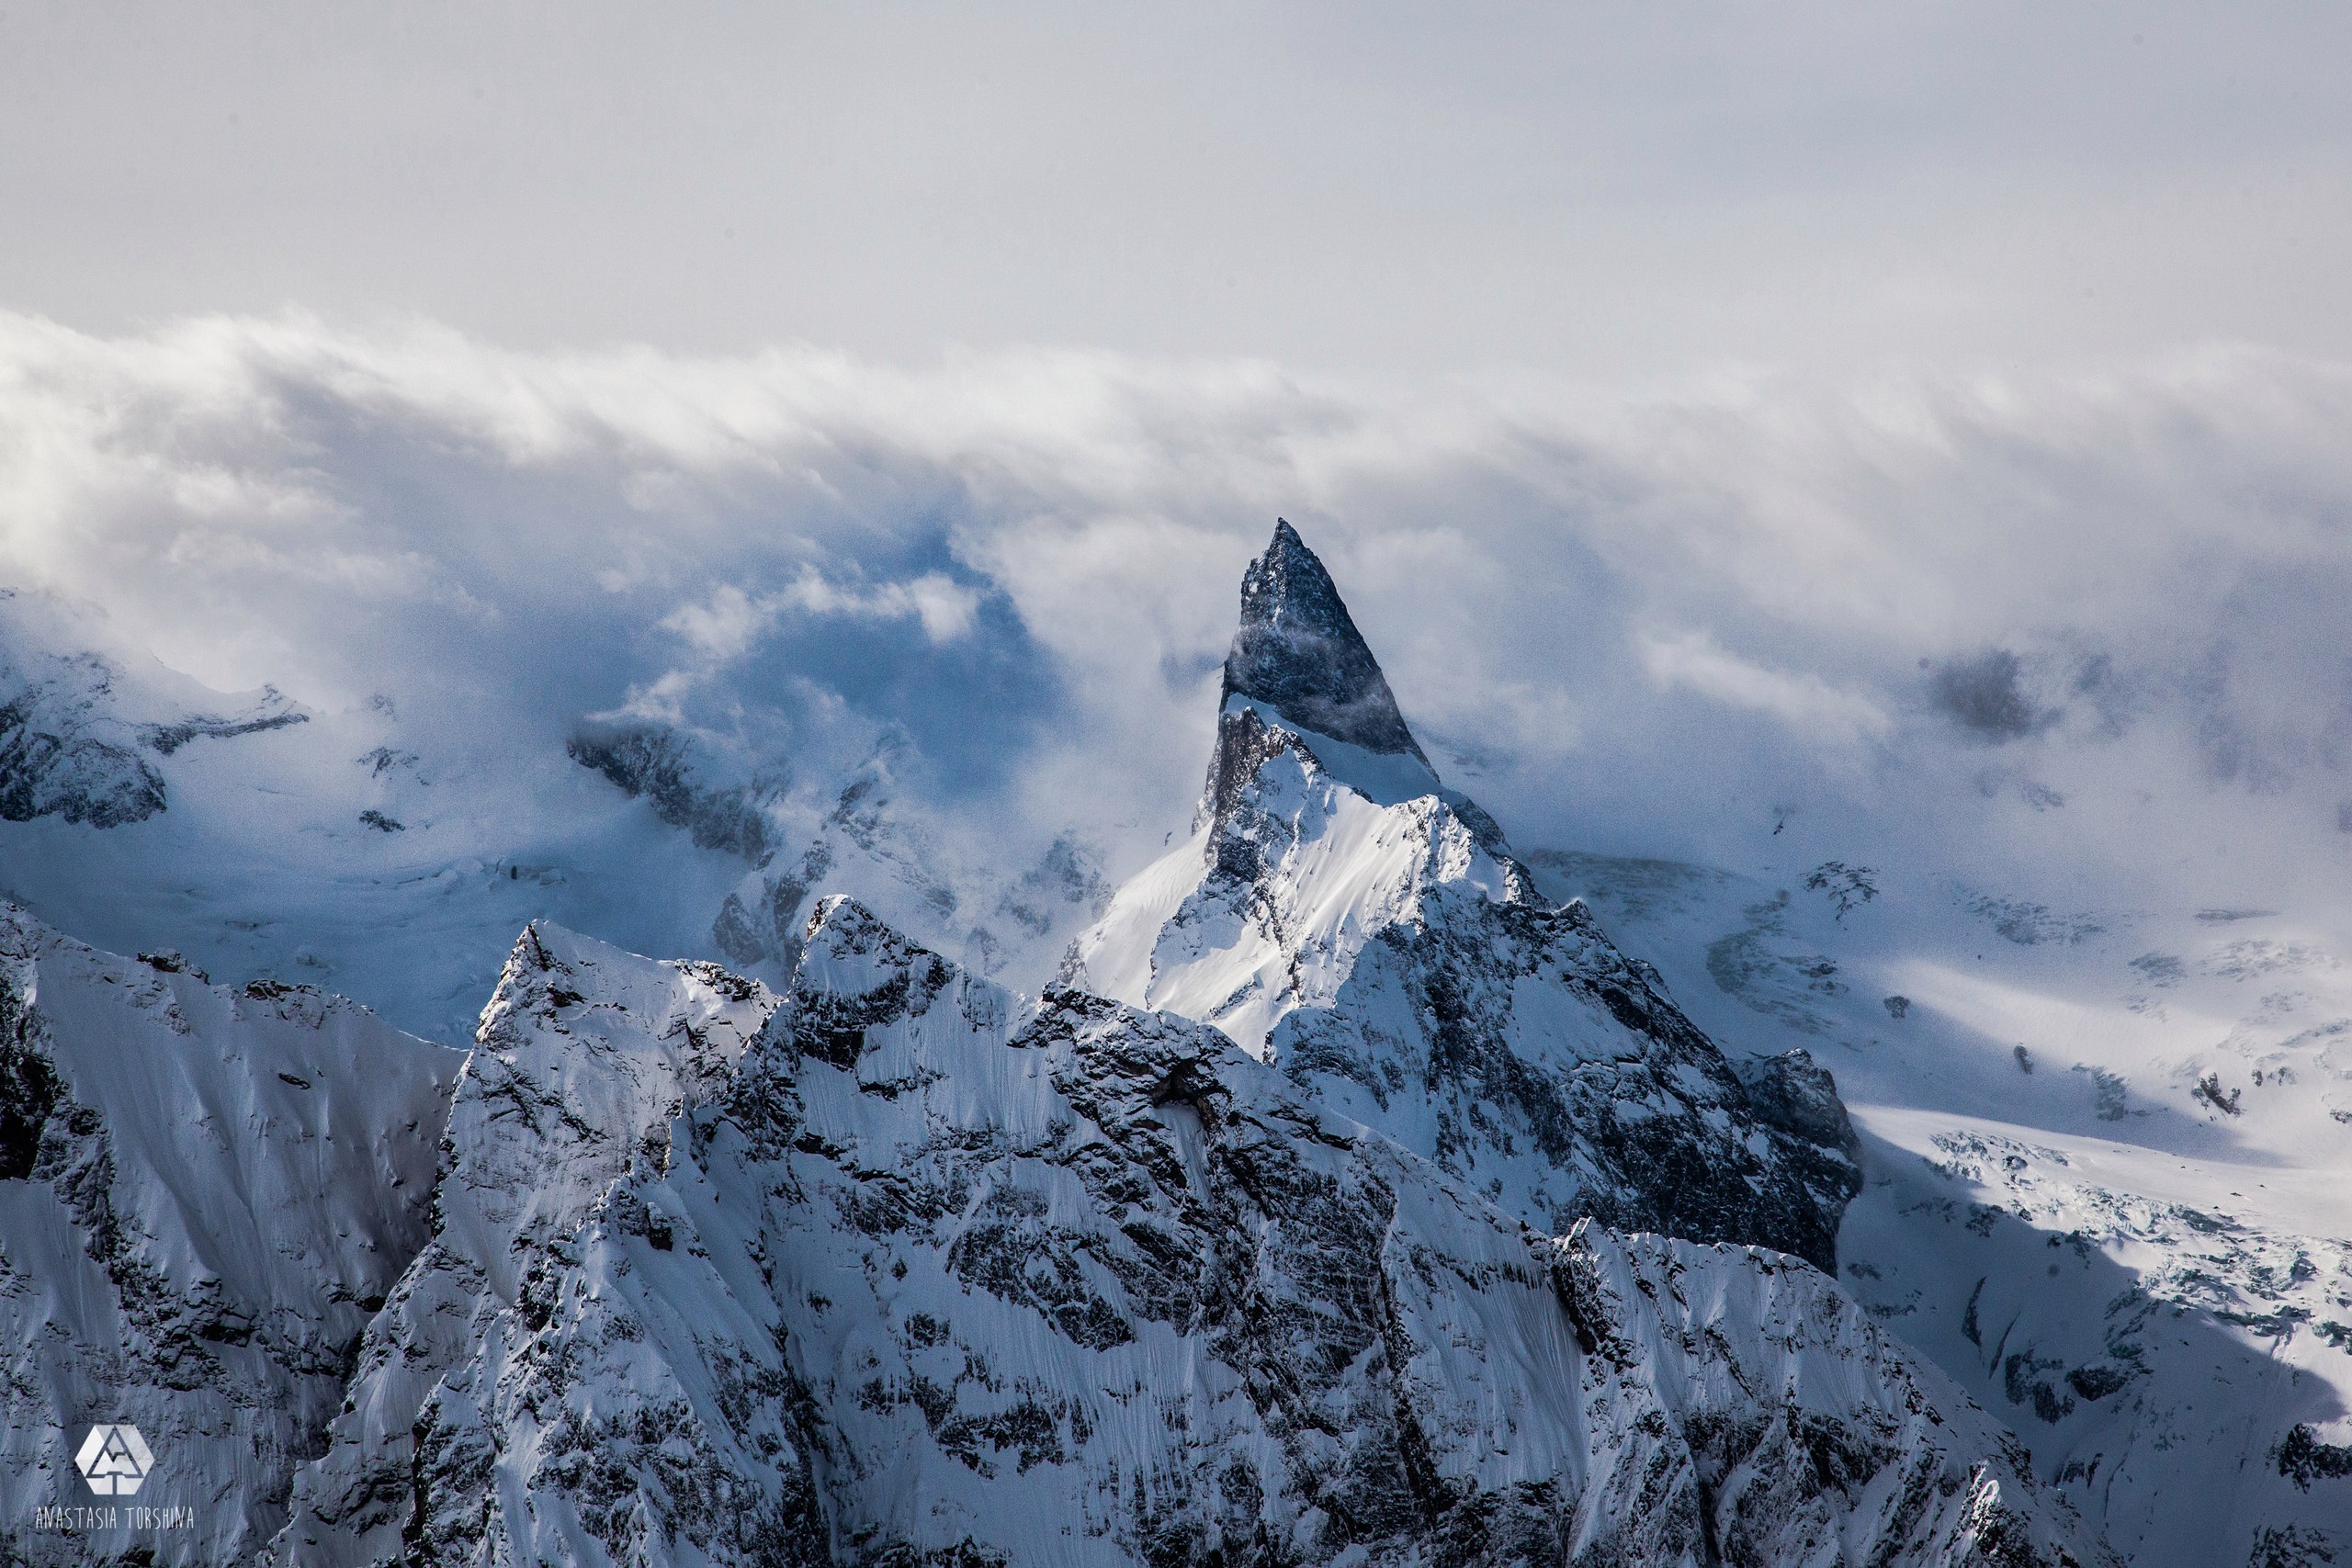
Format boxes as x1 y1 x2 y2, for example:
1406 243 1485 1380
5 309 2351 934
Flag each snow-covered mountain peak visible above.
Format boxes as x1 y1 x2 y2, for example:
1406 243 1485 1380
1086 521 1540 1055
1075 521 1863 1275
1204 520 1441 827
1226 520 1426 761
277 921 779 1566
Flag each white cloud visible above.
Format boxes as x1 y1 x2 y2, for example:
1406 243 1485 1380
1637 629 1891 748
777 570 980 646
661 583 769 661
901 574 981 643
4 309 2352 914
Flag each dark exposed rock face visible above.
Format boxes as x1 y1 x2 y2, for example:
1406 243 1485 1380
140 698 309 756
294 900 2112 1568
567 718 778 862
1204 520 1429 819
1737 1046 1862 1156
0 955 62 1178
1226 521 1425 759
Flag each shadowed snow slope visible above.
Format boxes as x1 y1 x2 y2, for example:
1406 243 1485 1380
1074 521 1861 1270
288 896 2113 1567
0 904 457 1566
1532 849 2352 1568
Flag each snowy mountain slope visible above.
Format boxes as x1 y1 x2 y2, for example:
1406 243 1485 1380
1528 846 2352 1566
6 516 2301 1565
1841 1111 2352 1568
277 922 779 1567
304 896 2113 1567
0 903 457 1565
1072 520 1860 1269
690 747 1113 988
0 588 305 830
0 590 1108 1056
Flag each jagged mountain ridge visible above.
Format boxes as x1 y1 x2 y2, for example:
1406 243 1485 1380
280 923 780 1566
283 897 2111 1567
0 757 2109 1562
0 904 456 1565
1077 521 1861 1270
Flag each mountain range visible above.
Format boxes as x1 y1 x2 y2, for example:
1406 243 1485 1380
1 523 2346 1563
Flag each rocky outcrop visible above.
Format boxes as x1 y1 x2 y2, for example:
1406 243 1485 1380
566 717 781 863
1211 518 1428 795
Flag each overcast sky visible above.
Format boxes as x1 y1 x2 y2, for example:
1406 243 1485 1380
5 4 2350 381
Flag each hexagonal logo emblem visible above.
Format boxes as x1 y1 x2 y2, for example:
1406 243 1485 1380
74 1425 153 1496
